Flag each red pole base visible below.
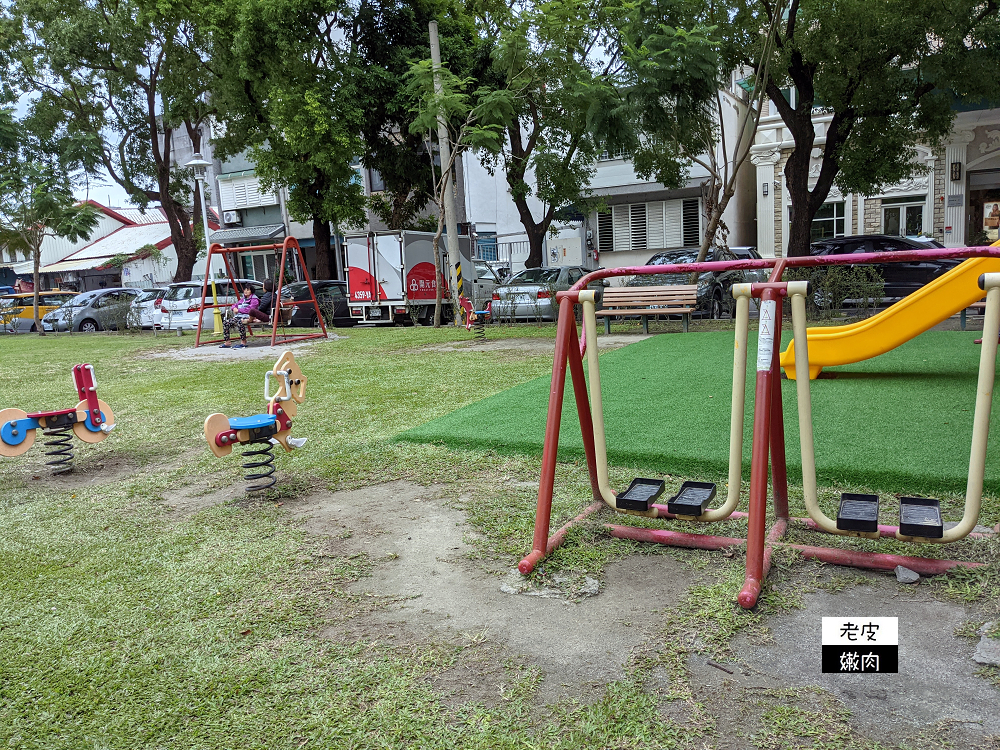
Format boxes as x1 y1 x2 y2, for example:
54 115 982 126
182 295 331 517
606 524 745 550
518 501 603 574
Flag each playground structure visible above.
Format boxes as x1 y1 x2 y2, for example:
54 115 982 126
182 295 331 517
0 364 116 474
194 237 328 348
203 351 308 493
519 246 1000 609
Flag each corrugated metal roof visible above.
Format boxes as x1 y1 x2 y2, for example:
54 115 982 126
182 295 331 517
41 223 173 268
42 257 116 273
110 207 168 225
210 224 285 244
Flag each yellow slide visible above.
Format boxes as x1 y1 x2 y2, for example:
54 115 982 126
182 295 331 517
781 246 1000 380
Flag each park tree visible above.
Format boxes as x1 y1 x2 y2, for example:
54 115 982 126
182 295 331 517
0 108 99 334
4 0 217 281
730 0 1000 256
212 0 366 280
618 4 781 262
406 59 511 325
339 0 493 231
474 0 628 269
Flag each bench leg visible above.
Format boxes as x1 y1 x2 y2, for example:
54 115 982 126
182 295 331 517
605 317 610 335
961 308 967 331
683 313 689 333
642 316 649 335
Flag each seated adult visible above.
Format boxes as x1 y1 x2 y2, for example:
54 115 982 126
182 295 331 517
248 279 274 323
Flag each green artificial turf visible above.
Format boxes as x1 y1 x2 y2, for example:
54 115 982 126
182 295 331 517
398 330 1000 497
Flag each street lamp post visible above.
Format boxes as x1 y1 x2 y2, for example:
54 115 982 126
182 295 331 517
185 152 222 334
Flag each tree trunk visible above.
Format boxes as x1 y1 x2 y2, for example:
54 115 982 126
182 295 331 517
173 235 199 282
313 217 332 279
432 209 445 327
32 247 44 336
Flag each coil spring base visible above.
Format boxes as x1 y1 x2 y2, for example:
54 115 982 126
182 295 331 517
43 425 74 475
242 438 276 494
472 319 486 342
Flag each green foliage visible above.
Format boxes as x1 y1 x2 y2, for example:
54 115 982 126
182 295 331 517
620 21 723 189
726 0 1000 254
476 0 629 267
786 265 885 320
3 0 215 279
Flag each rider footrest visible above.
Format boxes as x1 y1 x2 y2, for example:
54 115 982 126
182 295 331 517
668 481 717 516
616 478 665 512
899 497 943 539
837 493 880 533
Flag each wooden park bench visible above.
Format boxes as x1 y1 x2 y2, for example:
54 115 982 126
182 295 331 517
595 285 699 334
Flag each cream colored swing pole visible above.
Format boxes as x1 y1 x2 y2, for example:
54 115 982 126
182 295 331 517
789 282 859 536
580 290 656 517
899 273 1000 543
579 287 748 521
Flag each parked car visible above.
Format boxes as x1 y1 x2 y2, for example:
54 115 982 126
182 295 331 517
490 266 605 321
0 285 14 296
154 279 262 331
41 288 140 332
284 280 354 328
1 291 78 333
809 235 954 299
131 287 168 329
629 246 762 319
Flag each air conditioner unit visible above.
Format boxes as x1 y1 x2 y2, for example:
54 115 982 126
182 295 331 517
223 211 242 225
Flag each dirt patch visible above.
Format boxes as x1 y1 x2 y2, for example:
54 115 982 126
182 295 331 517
282 480 697 705
6 451 141 492
145 333 346 362
724 580 1000 747
416 333 651 355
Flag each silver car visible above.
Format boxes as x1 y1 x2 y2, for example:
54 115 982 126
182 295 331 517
490 266 604 321
41 288 140 332
154 279 262 331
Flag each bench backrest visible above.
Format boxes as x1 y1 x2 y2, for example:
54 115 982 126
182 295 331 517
601 285 698 307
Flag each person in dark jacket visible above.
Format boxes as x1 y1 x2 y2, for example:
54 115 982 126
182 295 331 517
248 279 274 323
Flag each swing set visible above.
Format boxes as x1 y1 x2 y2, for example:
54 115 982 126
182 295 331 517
194 236 328 348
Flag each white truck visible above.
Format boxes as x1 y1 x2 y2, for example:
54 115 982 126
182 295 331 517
341 231 496 325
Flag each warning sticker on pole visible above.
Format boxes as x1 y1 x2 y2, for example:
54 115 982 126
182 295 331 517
756 299 777 371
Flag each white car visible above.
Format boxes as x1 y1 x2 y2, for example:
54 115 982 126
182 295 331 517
154 279 262 331
131 288 167 329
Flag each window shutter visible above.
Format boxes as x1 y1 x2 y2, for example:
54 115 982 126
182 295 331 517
663 200 682 247
598 211 614 253
630 203 647 252
646 201 664 250
613 205 630 252
682 199 700 246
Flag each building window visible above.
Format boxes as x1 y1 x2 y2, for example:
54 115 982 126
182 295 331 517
811 202 846 240
368 170 385 193
597 198 700 252
881 196 924 237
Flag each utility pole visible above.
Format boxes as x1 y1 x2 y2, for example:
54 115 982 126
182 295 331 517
428 20 464 317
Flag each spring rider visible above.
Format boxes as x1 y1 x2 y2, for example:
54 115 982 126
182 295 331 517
203 351 308 493
0 364 116 474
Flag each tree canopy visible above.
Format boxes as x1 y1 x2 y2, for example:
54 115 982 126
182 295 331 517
730 0 1000 255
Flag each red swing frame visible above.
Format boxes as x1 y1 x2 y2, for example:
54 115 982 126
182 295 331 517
194 236 328 348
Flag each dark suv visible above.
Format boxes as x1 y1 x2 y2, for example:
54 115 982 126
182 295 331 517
630 246 767 319
809 235 953 299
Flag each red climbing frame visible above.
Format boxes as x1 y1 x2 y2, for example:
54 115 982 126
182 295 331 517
194 236 328 348
520 246 1000 608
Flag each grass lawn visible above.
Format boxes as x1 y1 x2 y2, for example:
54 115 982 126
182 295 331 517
1 324 998 749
